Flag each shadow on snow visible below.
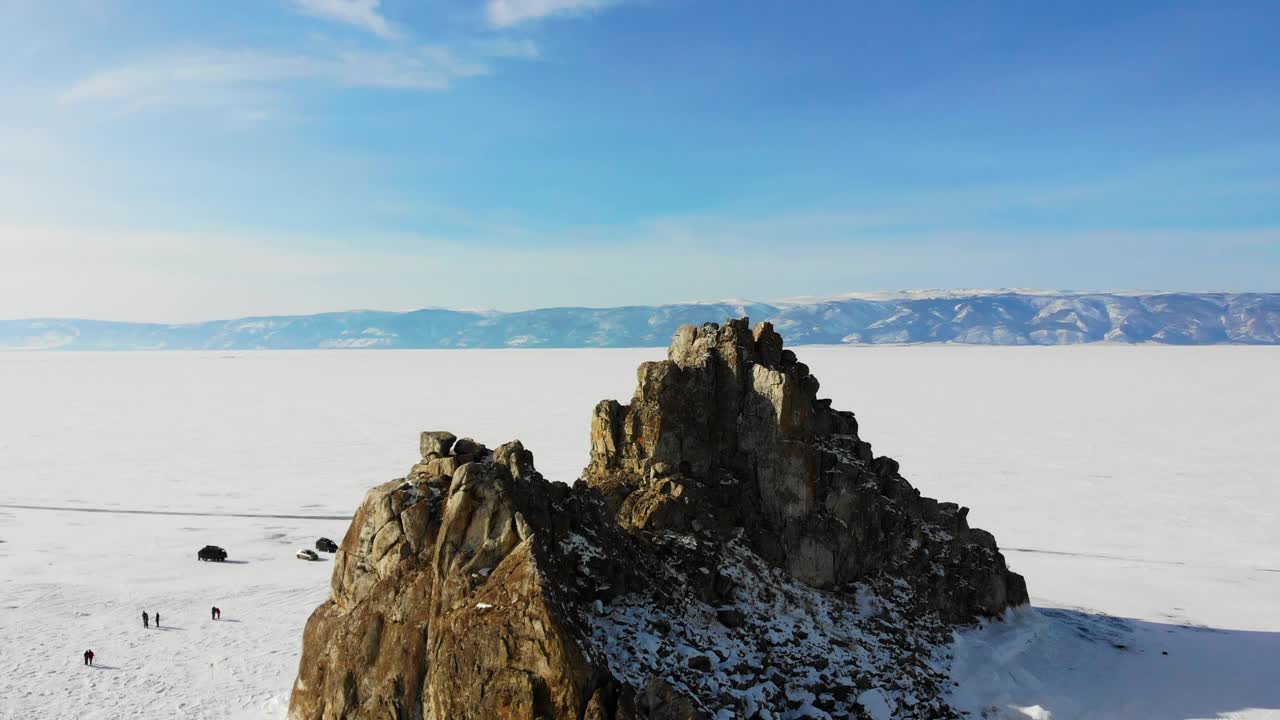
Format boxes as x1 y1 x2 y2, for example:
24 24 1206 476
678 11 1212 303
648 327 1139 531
951 607 1280 719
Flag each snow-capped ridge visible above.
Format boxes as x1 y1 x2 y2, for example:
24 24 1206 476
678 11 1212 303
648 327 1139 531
2 290 1276 349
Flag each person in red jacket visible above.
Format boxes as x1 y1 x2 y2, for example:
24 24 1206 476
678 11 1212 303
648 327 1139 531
83 650 94 666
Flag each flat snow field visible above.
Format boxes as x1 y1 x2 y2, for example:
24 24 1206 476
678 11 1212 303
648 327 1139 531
1 346 1277 720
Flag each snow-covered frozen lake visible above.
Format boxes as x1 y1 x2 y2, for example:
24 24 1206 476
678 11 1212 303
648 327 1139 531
1 346 1278 719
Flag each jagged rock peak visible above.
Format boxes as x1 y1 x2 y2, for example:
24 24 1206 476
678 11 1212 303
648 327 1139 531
585 318 1026 620
292 434 610 720
288 319 1028 720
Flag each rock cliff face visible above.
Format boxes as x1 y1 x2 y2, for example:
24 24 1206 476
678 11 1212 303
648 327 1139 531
288 319 1027 720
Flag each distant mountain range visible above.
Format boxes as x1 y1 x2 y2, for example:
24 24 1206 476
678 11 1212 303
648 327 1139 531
3 291 1278 350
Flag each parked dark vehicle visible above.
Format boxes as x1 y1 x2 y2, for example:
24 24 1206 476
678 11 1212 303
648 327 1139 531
198 545 228 562
315 537 338 553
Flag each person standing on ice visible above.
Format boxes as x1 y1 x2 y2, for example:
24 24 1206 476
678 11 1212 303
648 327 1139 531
83 650 94 666
211 606 221 620
154 612 160 628
142 611 149 629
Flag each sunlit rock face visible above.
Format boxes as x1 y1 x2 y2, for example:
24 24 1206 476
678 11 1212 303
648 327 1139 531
288 319 1027 720
584 318 1027 621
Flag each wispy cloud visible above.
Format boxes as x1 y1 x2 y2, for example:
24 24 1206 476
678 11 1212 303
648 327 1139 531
486 0 618 28
291 0 397 39
59 46 488 113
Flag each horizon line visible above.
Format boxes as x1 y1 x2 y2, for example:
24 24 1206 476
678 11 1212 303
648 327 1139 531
3 288 1272 326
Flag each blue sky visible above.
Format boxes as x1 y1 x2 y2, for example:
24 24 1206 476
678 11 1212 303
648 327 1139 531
1 0 1278 321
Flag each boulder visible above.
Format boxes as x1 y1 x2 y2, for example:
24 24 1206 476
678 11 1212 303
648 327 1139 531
453 436 486 457
419 431 456 459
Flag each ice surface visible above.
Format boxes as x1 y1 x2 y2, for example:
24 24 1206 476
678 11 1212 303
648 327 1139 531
0 346 1277 718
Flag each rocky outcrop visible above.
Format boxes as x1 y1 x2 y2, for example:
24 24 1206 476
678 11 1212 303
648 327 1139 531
288 319 1027 720
290 437 615 720
584 319 1026 622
